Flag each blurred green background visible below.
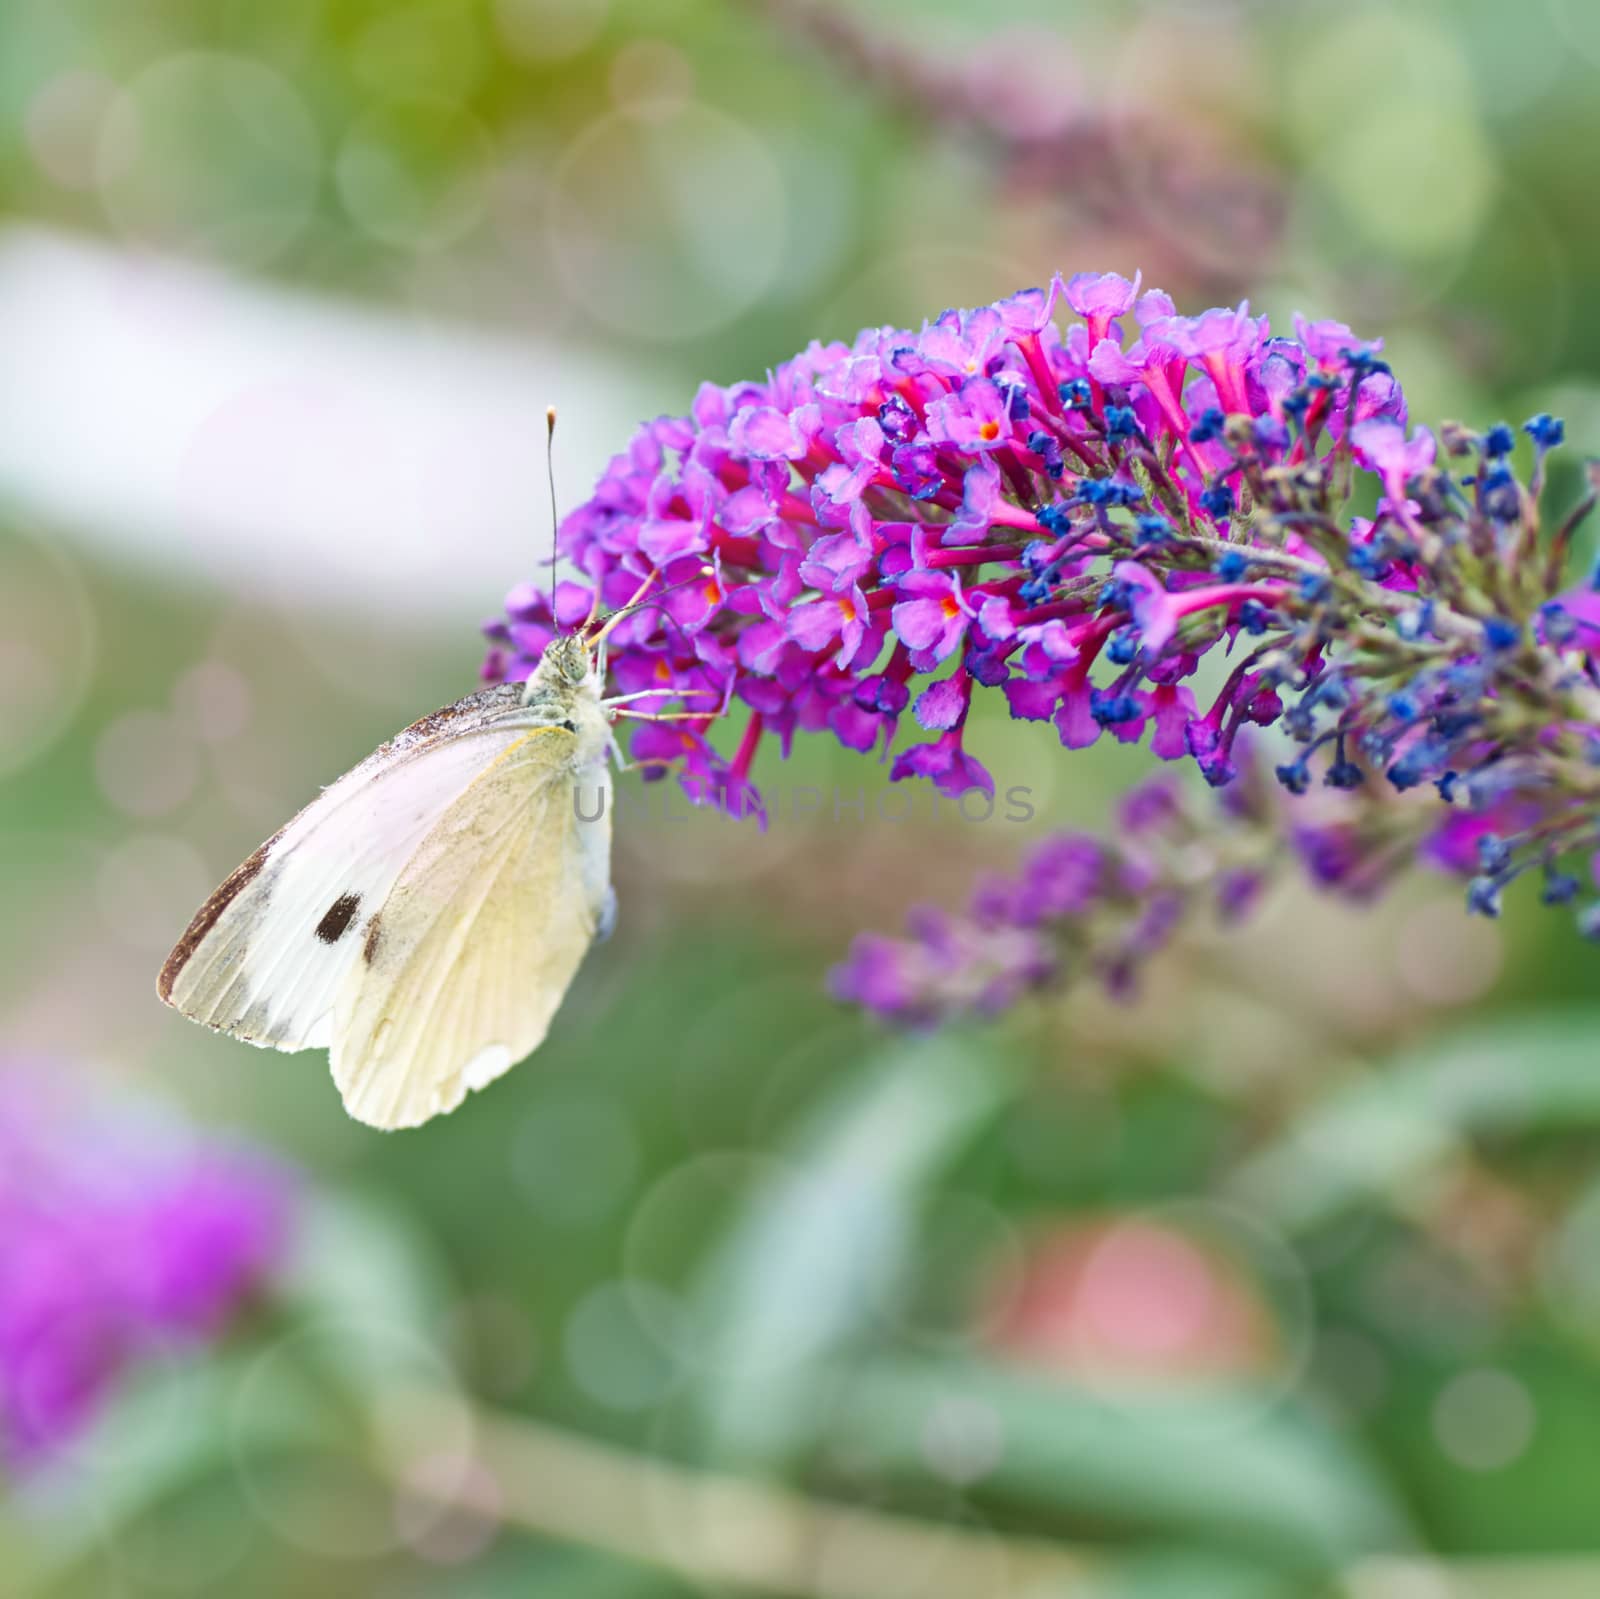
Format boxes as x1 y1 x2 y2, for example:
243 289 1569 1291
3 1 1600 1595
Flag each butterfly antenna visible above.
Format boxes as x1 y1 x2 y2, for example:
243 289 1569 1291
590 565 716 645
545 406 563 635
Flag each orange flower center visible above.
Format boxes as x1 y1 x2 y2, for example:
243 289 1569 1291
979 420 1001 442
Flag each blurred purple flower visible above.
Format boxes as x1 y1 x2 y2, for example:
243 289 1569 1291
0 1065 294 1462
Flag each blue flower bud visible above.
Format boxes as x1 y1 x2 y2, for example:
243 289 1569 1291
1541 602 1577 645
1106 626 1140 665
1524 413 1565 450
965 646 1012 687
1466 877 1503 918
1104 405 1139 442
1238 599 1270 635
1213 549 1248 580
1189 407 1225 445
1387 739 1446 790
1341 346 1390 377
1090 689 1142 725
1312 676 1350 711
1483 423 1515 458
998 376 1031 420
1476 833 1512 875
1348 543 1389 579
1542 871 1580 906
1058 379 1092 410
1026 430 1064 478
1274 759 1311 795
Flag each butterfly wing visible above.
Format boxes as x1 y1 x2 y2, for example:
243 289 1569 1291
159 683 543 1051
329 725 612 1129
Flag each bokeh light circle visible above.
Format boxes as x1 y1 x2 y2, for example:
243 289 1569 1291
171 659 254 745
671 973 828 1145
1539 1182 1600 1342
230 1315 475 1560
563 1280 687 1412
392 1451 502 1565
545 101 787 341
440 1294 539 1400
93 711 200 819
336 98 496 253
493 0 611 64
0 522 96 778
1432 1367 1536 1472
622 1149 825 1379
1016 1197 1317 1441
12 1336 204 1477
919 1395 1005 1487
108 1478 255 1591
25 71 117 191
871 1191 1025 1355
607 39 695 116
96 52 321 268
1282 12 1497 304
96 832 213 953
1394 895 1504 1008
512 1093 640 1225
351 2 489 104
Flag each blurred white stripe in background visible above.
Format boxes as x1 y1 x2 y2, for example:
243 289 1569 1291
0 226 659 623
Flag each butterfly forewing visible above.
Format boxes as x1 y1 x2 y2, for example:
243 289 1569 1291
158 679 613 1128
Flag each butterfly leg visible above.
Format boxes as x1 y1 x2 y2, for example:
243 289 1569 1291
600 688 720 709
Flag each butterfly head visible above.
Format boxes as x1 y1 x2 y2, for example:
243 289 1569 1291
538 631 595 688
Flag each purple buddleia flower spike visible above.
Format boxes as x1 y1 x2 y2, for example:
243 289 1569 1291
487 270 1600 1015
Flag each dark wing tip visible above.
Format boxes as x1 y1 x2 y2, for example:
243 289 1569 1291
157 839 275 1006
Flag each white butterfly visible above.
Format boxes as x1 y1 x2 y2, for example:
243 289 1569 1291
159 627 649 1130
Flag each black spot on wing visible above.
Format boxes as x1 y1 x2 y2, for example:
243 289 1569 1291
316 893 362 944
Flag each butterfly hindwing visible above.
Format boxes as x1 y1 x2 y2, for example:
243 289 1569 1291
330 727 613 1129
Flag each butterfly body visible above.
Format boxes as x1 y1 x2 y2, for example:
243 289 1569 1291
159 641 616 1130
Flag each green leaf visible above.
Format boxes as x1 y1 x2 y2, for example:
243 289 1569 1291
686 1032 1019 1461
1230 1010 1600 1231
811 1356 1410 1574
